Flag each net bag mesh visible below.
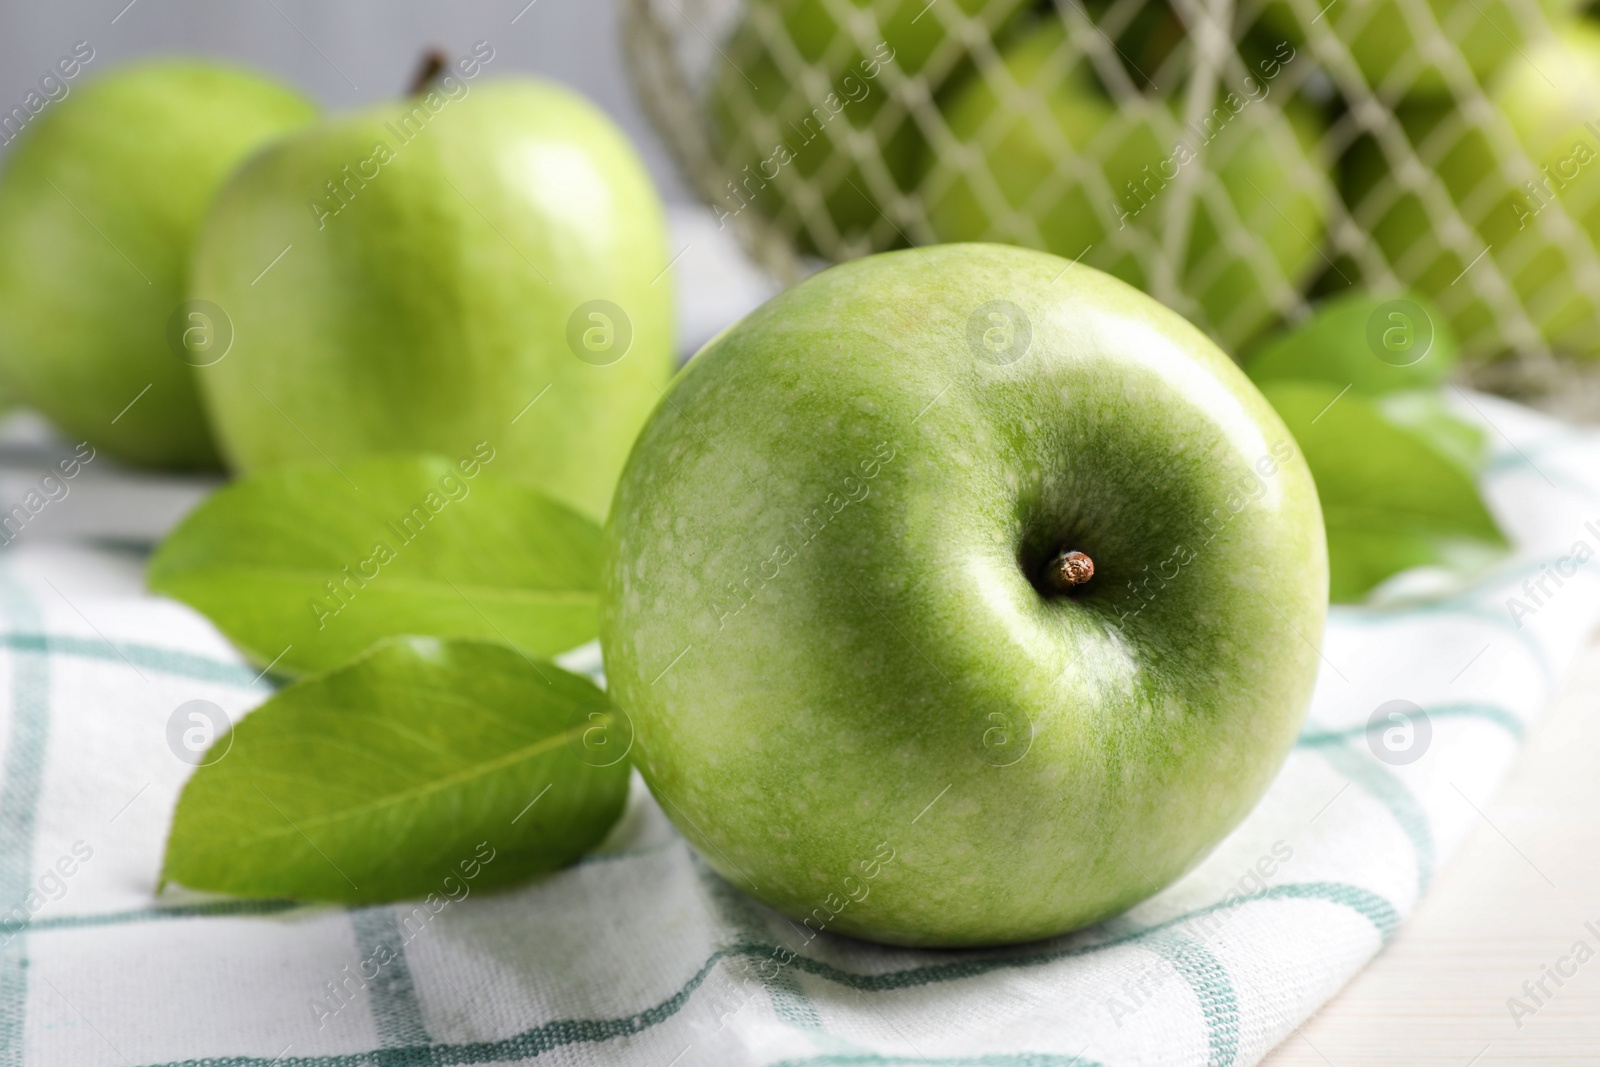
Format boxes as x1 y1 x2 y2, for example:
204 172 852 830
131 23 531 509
623 0 1600 414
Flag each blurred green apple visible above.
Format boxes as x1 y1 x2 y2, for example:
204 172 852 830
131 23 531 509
1258 0 1582 98
0 61 314 467
191 74 673 521
924 22 1328 351
1343 23 1600 359
710 0 1029 256
602 243 1326 947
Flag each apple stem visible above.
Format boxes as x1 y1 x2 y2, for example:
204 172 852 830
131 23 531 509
1045 550 1094 593
408 49 449 96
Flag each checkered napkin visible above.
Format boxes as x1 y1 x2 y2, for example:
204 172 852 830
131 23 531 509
0 390 1596 1067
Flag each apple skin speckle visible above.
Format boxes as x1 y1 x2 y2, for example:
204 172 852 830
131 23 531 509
601 243 1326 948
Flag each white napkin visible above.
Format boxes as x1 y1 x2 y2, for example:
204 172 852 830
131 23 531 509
0 390 1594 1066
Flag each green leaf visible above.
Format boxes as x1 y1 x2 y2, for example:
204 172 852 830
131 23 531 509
162 637 632 903
1261 381 1507 603
1245 292 1458 395
148 454 601 676
1375 389 1488 476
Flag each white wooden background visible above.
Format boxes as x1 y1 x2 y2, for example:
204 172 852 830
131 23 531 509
0 0 689 203
1262 635 1600 1064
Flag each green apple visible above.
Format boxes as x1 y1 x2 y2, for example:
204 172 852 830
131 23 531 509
1343 23 1600 359
924 22 1329 352
0 61 314 467
601 243 1326 947
710 0 1029 256
190 74 673 521
1258 0 1582 98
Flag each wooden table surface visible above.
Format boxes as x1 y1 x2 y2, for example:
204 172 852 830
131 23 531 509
1260 633 1600 1065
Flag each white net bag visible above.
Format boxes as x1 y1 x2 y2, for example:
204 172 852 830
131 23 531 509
623 0 1600 411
